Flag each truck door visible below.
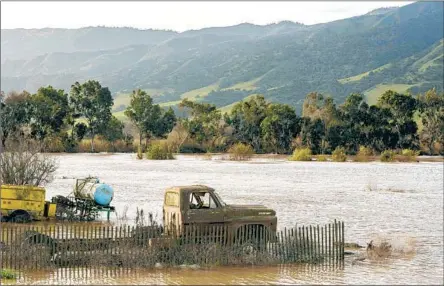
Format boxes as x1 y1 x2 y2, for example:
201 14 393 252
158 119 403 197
163 191 181 235
184 191 224 225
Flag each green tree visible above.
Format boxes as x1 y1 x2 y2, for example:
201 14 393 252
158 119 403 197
377 90 418 149
29 86 69 140
300 118 324 154
339 93 370 152
225 95 269 152
179 99 223 150
70 80 113 152
302 92 340 153
125 89 176 148
102 116 124 149
0 91 33 148
73 123 88 141
153 107 177 139
302 92 324 118
260 103 299 154
417 88 444 154
125 89 156 147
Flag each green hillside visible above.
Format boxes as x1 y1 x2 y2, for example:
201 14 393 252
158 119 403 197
1 1 443 112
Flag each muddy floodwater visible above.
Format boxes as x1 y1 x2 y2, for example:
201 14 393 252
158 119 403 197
5 153 444 285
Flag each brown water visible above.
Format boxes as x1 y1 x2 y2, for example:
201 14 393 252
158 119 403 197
5 153 444 285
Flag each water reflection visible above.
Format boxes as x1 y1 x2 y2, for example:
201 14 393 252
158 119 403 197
7 264 348 285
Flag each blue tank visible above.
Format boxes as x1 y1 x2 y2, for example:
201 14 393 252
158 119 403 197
93 183 114 206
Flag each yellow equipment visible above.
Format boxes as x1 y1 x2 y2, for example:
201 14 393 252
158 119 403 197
0 184 57 222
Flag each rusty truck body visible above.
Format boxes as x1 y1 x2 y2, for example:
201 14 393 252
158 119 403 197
162 185 277 243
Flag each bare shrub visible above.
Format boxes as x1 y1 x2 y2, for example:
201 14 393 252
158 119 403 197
0 138 58 186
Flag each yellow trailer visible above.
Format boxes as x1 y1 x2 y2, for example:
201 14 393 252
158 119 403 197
0 184 57 222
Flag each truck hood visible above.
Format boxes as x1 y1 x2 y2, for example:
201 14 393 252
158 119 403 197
225 204 276 216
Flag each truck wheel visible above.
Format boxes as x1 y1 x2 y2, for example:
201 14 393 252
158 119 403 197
9 210 32 223
236 225 269 253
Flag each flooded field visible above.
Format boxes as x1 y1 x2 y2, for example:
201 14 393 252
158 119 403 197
5 153 444 285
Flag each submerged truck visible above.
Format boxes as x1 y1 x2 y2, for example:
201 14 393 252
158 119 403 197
162 185 278 244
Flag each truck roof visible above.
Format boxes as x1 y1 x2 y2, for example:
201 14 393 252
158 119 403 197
165 185 214 193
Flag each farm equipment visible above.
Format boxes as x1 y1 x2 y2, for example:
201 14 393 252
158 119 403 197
0 177 115 223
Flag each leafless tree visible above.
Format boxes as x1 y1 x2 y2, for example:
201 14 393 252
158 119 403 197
0 136 58 186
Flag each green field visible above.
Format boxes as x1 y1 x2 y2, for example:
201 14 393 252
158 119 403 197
180 82 220 100
221 77 262 92
112 89 171 111
364 84 415 105
218 94 261 114
338 63 392 84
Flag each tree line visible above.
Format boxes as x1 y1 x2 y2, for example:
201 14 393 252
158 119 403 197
1 80 443 155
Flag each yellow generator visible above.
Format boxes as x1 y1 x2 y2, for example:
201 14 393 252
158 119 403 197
0 184 57 222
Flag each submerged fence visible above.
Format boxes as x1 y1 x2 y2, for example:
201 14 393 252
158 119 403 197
1 220 344 272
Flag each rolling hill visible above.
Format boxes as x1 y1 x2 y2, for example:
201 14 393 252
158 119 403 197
1 1 443 115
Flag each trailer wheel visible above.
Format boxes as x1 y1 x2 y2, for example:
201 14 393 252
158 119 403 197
9 210 32 223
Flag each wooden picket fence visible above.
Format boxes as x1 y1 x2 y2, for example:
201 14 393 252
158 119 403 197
0 220 344 273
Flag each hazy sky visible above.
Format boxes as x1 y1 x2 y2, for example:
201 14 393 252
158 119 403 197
2 1 412 32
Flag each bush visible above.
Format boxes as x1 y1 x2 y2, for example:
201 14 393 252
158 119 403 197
355 146 373 162
380 150 395 162
332 147 347 162
1 269 17 279
316 155 327 162
400 149 420 162
289 148 312 161
227 143 254 161
146 142 174 160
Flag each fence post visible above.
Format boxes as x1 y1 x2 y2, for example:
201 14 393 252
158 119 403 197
309 225 314 263
335 219 339 265
328 223 331 266
341 221 345 265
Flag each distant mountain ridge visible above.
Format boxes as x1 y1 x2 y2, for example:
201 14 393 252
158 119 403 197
1 1 443 113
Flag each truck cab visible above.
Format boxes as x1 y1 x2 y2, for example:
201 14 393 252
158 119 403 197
163 185 277 241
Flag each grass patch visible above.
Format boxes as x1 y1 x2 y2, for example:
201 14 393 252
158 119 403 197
221 77 262 92
78 138 134 153
364 84 415 106
1 269 17 279
316 154 328 162
218 94 262 115
380 150 396 162
289 148 312 161
332 147 347 162
112 110 128 122
338 63 392 84
180 82 220 100
227 143 254 161
159 100 182 107
398 149 420 162
113 89 171 111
